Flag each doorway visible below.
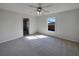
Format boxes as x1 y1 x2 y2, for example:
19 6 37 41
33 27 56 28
23 18 29 36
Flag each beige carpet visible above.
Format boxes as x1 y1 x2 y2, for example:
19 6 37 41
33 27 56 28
0 34 79 56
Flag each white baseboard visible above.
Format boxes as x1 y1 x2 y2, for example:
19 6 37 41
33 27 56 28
0 35 23 44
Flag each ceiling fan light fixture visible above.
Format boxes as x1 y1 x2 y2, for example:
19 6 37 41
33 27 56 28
28 3 51 16
37 11 42 15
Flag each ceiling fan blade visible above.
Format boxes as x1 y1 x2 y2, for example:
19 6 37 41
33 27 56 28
28 5 37 8
43 5 53 8
42 9 50 12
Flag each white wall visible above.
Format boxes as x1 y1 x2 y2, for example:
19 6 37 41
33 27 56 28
36 9 79 42
0 8 79 43
0 9 37 43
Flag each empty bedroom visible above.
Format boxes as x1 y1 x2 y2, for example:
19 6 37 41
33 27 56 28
0 3 79 56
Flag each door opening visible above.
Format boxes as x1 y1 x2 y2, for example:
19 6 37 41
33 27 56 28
23 18 29 36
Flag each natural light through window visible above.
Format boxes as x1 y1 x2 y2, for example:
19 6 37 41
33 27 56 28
48 17 56 23
35 35 48 38
48 17 56 31
26 36 38 40
25 35 48 40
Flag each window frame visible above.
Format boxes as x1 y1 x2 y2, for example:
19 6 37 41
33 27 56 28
47 17 56 32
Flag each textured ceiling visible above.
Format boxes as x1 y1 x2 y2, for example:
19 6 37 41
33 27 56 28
0 3 79 16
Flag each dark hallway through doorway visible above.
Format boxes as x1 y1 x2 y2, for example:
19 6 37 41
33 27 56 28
23 18 29 36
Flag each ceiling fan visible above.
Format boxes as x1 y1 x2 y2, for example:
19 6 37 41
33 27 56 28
27 3 52 15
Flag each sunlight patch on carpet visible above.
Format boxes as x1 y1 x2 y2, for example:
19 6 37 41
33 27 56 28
25 35 48 40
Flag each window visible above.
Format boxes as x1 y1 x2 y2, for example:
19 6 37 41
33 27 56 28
48 17 56 31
